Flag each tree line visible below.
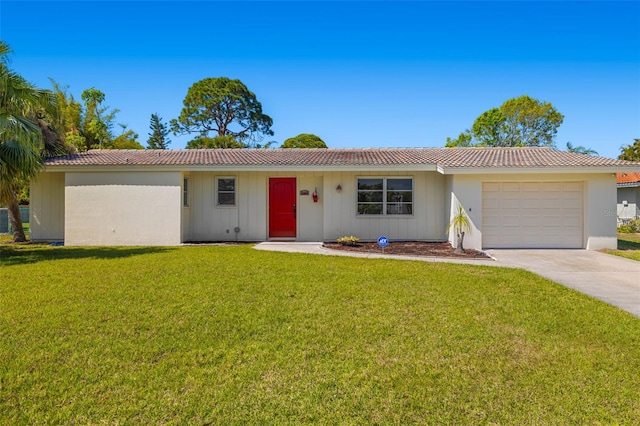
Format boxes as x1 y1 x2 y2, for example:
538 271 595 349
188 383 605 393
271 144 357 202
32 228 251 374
52 75 328 152
2 40 639 242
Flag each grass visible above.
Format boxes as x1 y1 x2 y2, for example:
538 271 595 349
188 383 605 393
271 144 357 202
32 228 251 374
602 233 640 261
0 223 29 243
1 245 639 424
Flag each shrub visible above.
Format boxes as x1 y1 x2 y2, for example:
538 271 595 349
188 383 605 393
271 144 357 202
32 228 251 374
618 219 640 234
337 235 360 246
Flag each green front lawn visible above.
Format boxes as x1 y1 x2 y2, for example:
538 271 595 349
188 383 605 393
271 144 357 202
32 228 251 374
0 223 29 243
603 233 640 261
1 245 639 424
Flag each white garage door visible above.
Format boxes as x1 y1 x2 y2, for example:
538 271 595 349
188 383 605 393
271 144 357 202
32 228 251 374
482 182 583 249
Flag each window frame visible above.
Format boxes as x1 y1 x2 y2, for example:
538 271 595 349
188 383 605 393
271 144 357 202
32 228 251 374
216 176 237 207
183 177 190 208
356 176 414 217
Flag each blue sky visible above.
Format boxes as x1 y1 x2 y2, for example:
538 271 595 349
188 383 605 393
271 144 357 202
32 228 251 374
1 1 638 158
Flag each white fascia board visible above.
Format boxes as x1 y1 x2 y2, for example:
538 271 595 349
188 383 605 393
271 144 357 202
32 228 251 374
44 164 440 173
439 166 640 175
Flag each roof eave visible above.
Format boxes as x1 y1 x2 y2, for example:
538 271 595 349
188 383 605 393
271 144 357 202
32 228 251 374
43 164 441 173
439 165 640 175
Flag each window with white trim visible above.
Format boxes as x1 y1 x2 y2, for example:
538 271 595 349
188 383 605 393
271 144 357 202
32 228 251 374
217 177 236 206
183 177 189 207
357 177 413 215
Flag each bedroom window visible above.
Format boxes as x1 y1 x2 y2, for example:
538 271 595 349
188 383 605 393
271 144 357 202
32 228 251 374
217 177 236 206
357 177 413 215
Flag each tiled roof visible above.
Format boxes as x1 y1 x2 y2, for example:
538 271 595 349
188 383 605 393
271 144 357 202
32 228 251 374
617 172 640 184
44 147 640 169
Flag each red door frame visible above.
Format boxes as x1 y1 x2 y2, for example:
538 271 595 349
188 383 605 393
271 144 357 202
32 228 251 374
269 178 297 238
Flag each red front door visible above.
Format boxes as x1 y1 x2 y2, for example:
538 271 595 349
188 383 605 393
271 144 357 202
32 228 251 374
269 178 297 238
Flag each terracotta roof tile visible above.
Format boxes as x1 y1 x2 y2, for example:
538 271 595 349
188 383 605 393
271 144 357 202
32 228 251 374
617 172 640 184
44 147 640 169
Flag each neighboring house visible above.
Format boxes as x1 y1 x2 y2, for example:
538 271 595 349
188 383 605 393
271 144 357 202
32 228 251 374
30 147 640 249
617 172 640 221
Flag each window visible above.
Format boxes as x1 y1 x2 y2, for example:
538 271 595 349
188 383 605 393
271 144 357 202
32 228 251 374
217 177 236 206
183 177 189 207
357 177 413 215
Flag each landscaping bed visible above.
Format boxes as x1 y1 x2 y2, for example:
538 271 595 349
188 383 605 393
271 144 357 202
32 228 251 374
323 240 490 259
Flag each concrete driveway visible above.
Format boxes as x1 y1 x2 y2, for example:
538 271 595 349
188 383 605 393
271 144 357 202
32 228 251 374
487 249 640 318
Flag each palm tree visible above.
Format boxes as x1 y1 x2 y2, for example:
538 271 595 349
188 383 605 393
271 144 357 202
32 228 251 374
0 41 57 242
566 141 598 156
447 204 472 254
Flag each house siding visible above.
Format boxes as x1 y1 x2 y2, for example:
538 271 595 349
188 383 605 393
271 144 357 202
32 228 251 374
30 172 65 242
64 172 182 246
322 171 447 242
186 171 325 242
617 187 639 219
584 174 618 250
185 170 447 243
449 173 617 250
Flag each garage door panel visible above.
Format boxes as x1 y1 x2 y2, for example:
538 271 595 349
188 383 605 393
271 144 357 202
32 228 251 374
483 216 501 227
482 181 583 249
544 191 564 199
542 215 563 226
542 199 563 209
521 182 541 191
542 182 562 192
502 183 521 192
502 199 521 209
502 216 521 226
483 199 501 209
484 182 501 192
520 199 539 209
520 215 541 227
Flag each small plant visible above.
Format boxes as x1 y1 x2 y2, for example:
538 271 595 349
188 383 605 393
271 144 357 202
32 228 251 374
447 205 472 254
337 235 360 246
617 219 640 234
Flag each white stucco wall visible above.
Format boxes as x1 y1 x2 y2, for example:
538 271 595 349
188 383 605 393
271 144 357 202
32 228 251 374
446 177 483 250
64 172 182 246
449 173 618 250
584 174 618 250
30 172 65 242
617 187 639 219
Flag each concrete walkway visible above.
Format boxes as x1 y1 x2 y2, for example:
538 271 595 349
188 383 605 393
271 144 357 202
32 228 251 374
254 242 640 318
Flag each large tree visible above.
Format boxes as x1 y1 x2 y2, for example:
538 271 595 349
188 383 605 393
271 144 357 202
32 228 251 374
186 135 245 149
446 95 564 147
170 77 274 147
51 83 142 151
619 138 640 161
112 123 143 149
0 41 57 242
281 133 327 148
146 113 171 149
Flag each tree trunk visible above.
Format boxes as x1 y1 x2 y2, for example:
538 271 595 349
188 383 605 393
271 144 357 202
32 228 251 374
7 194 27 243
454 231 465 254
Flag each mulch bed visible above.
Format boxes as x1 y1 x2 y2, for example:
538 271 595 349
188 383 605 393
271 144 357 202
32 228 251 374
322 241 490 259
